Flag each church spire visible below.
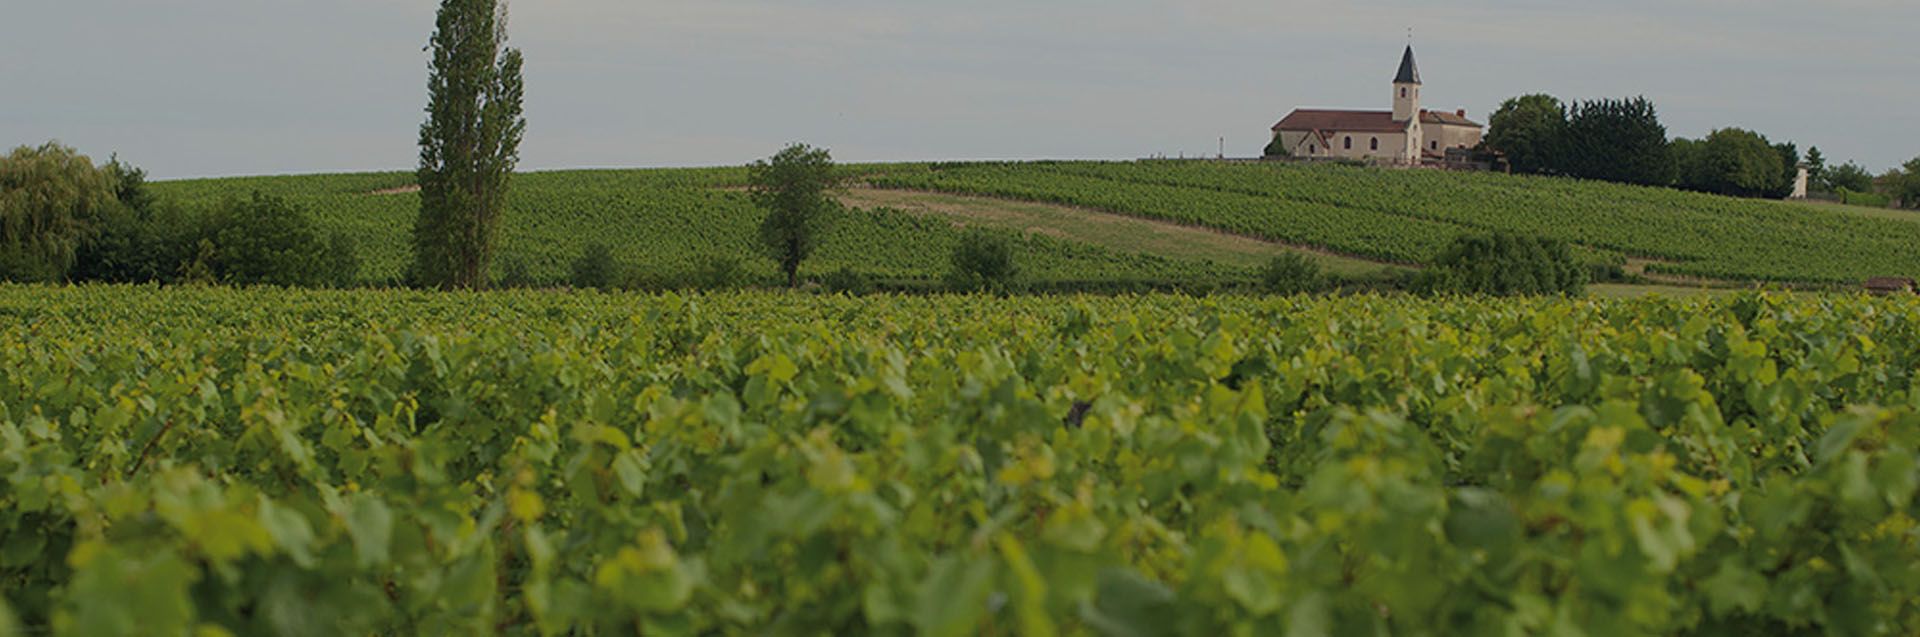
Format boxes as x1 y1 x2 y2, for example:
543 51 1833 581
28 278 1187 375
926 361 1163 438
1394 45 1421 85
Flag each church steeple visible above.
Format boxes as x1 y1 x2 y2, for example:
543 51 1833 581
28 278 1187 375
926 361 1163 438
1392 45 1421 123
1393 45 1421 85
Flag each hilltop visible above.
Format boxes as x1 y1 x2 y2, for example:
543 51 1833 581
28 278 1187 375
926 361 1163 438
151 161 1920 290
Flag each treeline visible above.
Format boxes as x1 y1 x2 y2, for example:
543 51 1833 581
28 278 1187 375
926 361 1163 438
1485 94 1920 207
0 143 357 286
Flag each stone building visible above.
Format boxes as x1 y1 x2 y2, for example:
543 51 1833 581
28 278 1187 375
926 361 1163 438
1268 46 1483 165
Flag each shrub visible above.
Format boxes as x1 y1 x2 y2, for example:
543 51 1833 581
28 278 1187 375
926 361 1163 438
71 158 196 284
495 255 537 289
1262 136 1288 158
322 232 360 288
1416 233 1585 296
569 242 620 290
947 231 1020 293
1258 253 1323 295
1838 188 1890 208
1587 261 1630 284
691 254 747 291
204 193 356 287
821 267 875 295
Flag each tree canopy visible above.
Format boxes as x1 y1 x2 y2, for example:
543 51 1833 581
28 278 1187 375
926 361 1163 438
1673 128 1787 198
413 0 526 290
749 143 841 288
0 143 121 282
1561 97 1673 187
1484 94 1566 175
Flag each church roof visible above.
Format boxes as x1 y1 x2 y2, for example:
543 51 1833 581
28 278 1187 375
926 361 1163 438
1272 109 1481 132
1272 110 1408 133
1394 46 1421 85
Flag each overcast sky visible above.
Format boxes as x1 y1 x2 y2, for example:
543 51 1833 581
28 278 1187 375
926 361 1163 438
3 0 1915 179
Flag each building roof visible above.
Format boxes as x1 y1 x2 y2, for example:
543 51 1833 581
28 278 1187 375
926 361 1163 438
1272 110 1408 133
1272 108 1481 132
1422 110 1481 127
1394 46 1421 85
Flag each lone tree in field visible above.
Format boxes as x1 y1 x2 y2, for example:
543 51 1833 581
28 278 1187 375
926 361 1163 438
749 144 841 288
413 0 525 290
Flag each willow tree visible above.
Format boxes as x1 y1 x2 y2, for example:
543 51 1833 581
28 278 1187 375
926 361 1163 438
0 143 119 282
413 0 525 290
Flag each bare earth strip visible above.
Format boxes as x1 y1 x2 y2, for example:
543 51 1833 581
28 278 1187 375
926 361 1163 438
837 187 1395 276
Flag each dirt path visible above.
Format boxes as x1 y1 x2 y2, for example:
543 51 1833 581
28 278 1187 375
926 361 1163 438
837 187 1397 276
369 185 420 196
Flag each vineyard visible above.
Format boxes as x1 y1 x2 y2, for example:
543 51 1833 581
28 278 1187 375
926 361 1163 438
150 161 1920 289
149 167 1243 289
3 285 1917 635
869 161 1920 284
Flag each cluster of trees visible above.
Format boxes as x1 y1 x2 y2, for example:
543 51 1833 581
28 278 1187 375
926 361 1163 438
1483 95 1674 186
1486 93 1918 208
1670 129 1802 199
0 143 357 286
1861 158 1920 209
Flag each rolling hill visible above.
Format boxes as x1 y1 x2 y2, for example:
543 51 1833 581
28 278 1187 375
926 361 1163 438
151 161 1919 289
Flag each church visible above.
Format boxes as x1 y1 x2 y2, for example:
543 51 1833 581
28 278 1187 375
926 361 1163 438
1268 46 1483 165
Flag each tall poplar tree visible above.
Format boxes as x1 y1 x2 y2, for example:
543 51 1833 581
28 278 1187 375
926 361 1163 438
413 0 525 290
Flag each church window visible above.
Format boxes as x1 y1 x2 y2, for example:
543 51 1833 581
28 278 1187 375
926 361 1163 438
1431 141 1438 150
1400 87 1407 98
1309 144 1315 153
1344 137 1352 150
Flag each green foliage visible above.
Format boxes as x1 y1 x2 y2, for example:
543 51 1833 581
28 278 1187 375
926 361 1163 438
820 266 875 295
3 287 1920 634
750 144 841 287
1770 141 1800 200
1673 128 1787 198
1561 96 1674 186
1484 94 1566 175
1838 187 1891 209
70 199 199 285
689 254 748 290
1805 146 1827 191
1895 157 1920 210
569 241 621 290
1262 135 1287 158
1258 252 1322 295
204 193 358 287
1417 232 1585 296
0 142 122 282
947 229 1020 292
413 0 526 290
495 254 537 289
1826 161 1876 194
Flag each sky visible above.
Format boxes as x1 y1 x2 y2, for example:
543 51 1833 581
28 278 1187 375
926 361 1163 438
2 0 1915 180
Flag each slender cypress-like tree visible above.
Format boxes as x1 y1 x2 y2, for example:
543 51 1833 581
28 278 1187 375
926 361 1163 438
414 0 525 289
